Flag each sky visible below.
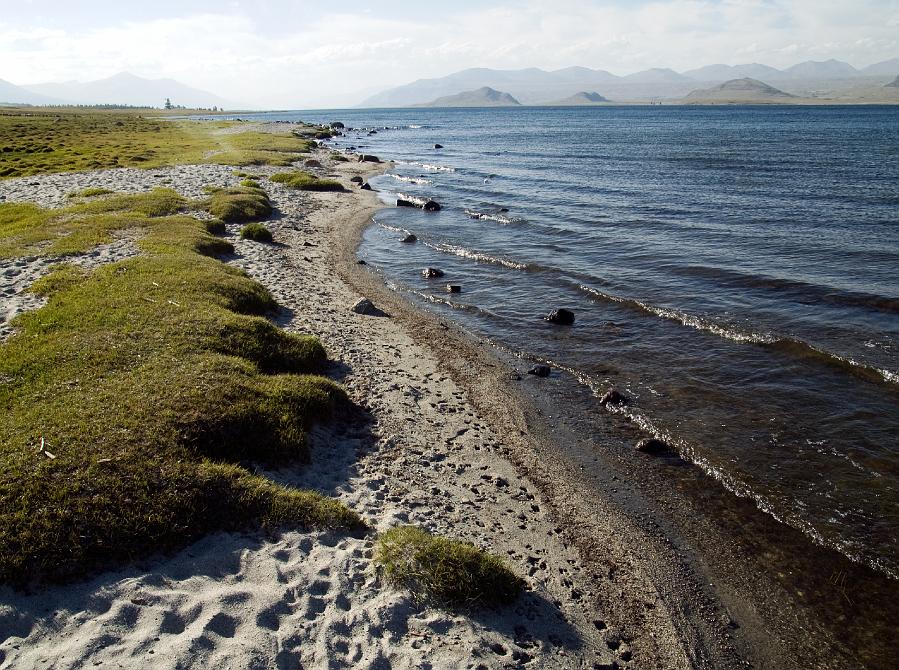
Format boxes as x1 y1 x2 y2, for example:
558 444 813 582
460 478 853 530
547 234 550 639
1 0 897 108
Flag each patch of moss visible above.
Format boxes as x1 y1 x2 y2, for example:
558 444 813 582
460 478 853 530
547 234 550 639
240 222 273 243
0 191 362 586
270 171 343 192
375 526 524 607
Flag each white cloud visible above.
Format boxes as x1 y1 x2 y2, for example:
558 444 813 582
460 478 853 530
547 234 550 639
1 0 897 108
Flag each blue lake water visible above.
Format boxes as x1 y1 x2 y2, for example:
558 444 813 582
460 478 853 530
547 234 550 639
221 106 899 579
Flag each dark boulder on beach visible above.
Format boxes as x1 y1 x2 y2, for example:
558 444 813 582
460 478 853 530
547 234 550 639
330 121 345 129
422 267 445 279
635 438 670 455
351 297 387 317
528 364 551 378
350 176 364 184
358 154 381 163
356 259 367 265
423 200 441 212
304 159 322 168
401 233 417 243
599 390 629 407
397 198 417 208
545 308 575 325
446 284 461 293
360 182 373 190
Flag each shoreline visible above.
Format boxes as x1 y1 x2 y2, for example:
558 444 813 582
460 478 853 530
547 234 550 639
1 124 896 668
332 148 899 668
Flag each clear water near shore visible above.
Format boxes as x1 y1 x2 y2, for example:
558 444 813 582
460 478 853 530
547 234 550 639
217 106 899 579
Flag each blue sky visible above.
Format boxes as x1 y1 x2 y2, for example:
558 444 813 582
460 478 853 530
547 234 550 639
2 0 897 108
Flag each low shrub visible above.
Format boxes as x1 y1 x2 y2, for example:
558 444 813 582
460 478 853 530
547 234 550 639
270 171 343 192
240 222 273 243
204 185 272 223
375 526 524 607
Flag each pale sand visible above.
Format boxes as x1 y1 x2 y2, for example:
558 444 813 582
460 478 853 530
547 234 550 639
0 153 634 668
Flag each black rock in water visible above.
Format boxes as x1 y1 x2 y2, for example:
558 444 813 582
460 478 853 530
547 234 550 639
360 182 373 190
545 308 575 325
434 143 444 149
635 438 670 455
423 200 441 212
446 284 461 293
599 390 629 407
330 121 345 129
358 154 381 163
422 267 445 279
528 364 551 378
397 198 417 208
401 234 418 243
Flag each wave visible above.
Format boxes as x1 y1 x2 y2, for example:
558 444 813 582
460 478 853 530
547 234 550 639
464 209 519 224
399 161 455 173
387 174 433 185
673 264 899 315
576 284 899 386
422 241 531 271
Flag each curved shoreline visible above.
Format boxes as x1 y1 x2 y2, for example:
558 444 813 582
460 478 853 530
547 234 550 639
333 157 899 669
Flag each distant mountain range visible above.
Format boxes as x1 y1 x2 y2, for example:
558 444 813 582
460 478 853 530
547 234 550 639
0 72 239 109
544 91 610 106
360 58 899 107
684 78 795 103
418 87 521 107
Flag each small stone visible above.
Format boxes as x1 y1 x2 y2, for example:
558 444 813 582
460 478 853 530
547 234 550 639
401 234 417 243
350 176 364 184
528 365 551 378
635 438 670 454
360 182 373 190
434 143 444 149
423 200 441 212
599 390 628 407
351 298 385 316
422 267 445 279
446 284 461 293
545 308 575 325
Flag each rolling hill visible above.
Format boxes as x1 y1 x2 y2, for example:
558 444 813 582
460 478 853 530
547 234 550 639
417 87 521 107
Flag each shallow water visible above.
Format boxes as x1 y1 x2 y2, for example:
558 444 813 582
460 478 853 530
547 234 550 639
223 106 899 579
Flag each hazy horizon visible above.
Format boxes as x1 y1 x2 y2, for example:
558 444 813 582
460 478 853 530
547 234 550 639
2 0 898 108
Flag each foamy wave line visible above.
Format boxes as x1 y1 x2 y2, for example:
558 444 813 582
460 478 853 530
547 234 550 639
577 284 899 386
577 284 776 344
424 242 528 271
465 209 518 224
400 161 455 173
388 174 433 185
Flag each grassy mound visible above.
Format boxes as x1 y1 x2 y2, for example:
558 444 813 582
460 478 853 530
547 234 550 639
375 526 524 607
240 223 273 243
204 184 273 223
0 190 362 585
270 171 343 192
67 187 114 198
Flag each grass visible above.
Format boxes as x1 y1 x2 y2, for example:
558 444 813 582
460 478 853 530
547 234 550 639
203 184 273 223
270 170 344 192
240 223 273 243
375 526 524 607
330 152 349 162
0 109 316 179
67 187 114 198
0 187 363 585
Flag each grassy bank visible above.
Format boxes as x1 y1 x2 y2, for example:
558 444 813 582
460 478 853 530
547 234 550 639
0 109 326 178
0 185 363 585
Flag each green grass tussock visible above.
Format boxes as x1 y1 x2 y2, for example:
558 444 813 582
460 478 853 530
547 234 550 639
0 190 362 585
204 185 273 223
67 187 114 198
240 222 273 243
375 526 524 607
270 170 344 192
